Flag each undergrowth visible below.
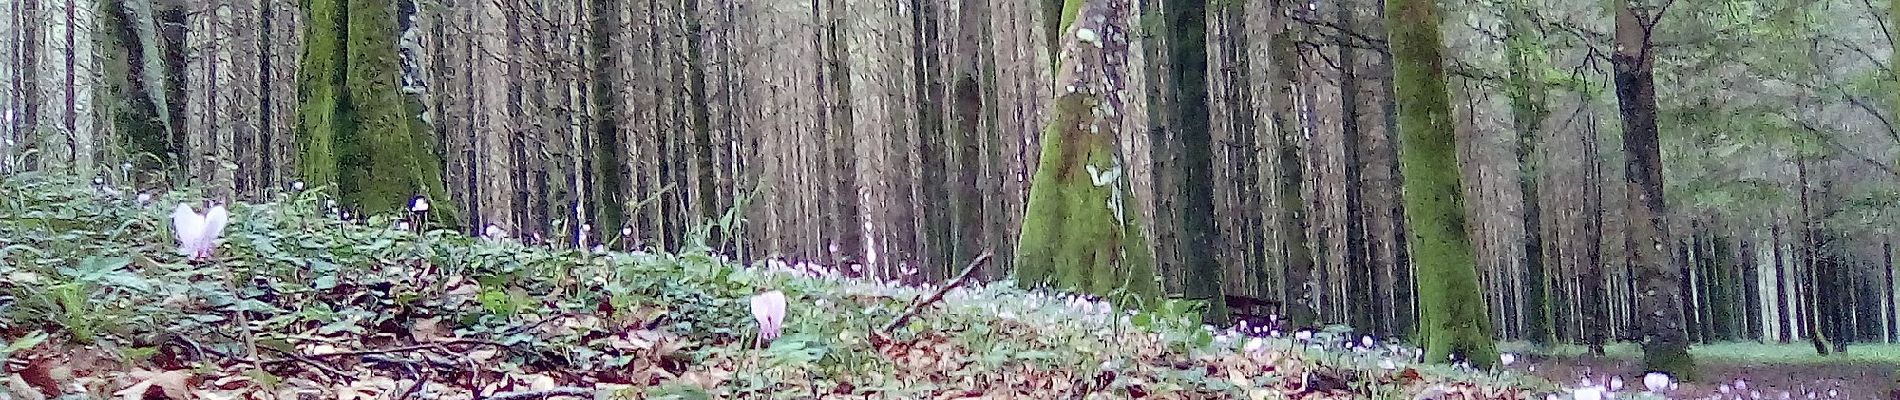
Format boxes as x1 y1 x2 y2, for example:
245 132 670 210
0 174 1559 399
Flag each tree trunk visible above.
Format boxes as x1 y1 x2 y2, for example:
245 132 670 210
820 0 865 269
1797 156 1831 354
1269 0 1317 330
1014 0 1161 306
293 0 458 221
950 0 994 275
1774 216 1793 343
1503 0 1551 344
1333 0 1373 334
913 0 952 277
1165 0 1227 321
1389 0 1498 367
1613 0 1694 377
1740 231 1762 341
1581 115 1607 355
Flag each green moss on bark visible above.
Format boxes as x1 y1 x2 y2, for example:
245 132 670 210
1016 0 1158 308
1388 0 1498 367
295 0 458 225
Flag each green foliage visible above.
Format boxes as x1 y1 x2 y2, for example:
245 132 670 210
0 177 1558 398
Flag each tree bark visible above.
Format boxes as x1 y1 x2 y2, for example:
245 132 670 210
1268 0 1317 330
294 0 459 221
1612 0 1694 377
1165 0 1227 321
1503 0 1551 344
1014 0 1160 306
1389 0 1498 366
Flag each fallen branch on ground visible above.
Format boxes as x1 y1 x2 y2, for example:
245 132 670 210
878 251 993 335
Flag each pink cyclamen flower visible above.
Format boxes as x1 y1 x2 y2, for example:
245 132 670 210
750 290 787 342
172 202 229 261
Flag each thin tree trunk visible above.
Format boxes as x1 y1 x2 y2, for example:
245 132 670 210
1269 0 1317 329
1503 0 1551 344
1166 0 1227 321
1581 114 1607 355
1336 0 1373 333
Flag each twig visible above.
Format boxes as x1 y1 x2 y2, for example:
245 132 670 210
486 387 596 400
260 345 350 382
878 252 992 333
365 355 426 400
307 338 511 359
211 258 260 362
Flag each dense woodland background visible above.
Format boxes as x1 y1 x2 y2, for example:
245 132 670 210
4 0 1899 353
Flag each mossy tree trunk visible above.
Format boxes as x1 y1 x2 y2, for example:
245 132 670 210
1164 0 1226 322
296 0 458 224
101 0 176 169
1388 0 1498 367
1614 0 1694 377
1015 0 1160 307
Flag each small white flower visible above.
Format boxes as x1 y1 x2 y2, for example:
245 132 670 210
1244 338 1266 353
1609 376 1624 391
396 221 411 231
292 181 306 191
410 196 430 212
1644 372 1672 392
1294 331 1313 341
1360 335 1374 348
1378 358 1397 370
136 193 152 204
1500 352 1517 366
483 224 508 240
1572 386 1604 400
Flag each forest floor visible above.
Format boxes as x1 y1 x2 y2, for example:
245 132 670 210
1507 342 1900 399
0 177 1560 399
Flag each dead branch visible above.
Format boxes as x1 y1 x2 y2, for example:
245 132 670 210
486 387 596 399
878 251 993 334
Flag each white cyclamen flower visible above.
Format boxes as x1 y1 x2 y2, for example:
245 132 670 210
172 202 230 261
750 290 788 342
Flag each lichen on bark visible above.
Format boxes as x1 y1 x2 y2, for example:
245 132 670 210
1015 0 1159 307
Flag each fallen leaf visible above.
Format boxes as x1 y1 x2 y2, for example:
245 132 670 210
410 318 454 342
113 369 192 400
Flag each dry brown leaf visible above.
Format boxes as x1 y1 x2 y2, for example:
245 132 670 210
113 369 192 400
5 374 50 400
410 317 455 342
